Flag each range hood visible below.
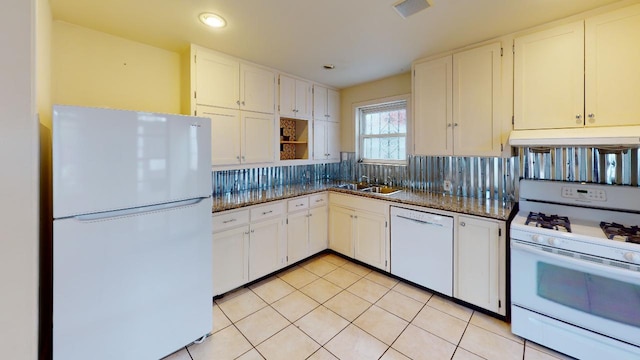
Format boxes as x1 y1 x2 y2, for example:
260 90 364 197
508 126 640 147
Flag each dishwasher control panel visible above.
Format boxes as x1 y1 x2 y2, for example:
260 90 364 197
391 206 453 228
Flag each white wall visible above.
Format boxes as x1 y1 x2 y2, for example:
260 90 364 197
52 21 181 114
0 0 40 358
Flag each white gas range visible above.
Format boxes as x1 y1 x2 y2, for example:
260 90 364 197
510 180 640 360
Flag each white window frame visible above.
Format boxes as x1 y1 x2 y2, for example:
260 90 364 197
354 94 411 165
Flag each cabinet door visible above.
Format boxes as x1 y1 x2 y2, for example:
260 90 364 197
308 206 328 254
197 106 241 166
249 218 283 281
354 210 388 271
313 120 327 160
329 205 354 257
327 88 340 122
212 226 249 296
453 42 502 157
456 215 502 314
413 56 453 156
586 4 640 127
327 121 341 161
279 75 296 118
287 211 309 264
241 112 274 164
195 50 239 110
296 79 313 120
313 85 328 121
514 22 584 130
240 64 275 114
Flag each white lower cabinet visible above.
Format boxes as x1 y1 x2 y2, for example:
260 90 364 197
455 215 506 315
286 193 329 265
249 217 285 281
329 193 389 271
286 210 309 264
212 202 285 296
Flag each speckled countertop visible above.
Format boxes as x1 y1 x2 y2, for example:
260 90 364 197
213 182 515 220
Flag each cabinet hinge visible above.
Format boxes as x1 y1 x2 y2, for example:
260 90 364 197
499 228 502 237
512 45 515 54
278 78 280 85
500 47 503 57
278 105 280 112
194 110 197 116
286 256 289 262
286 218 288 225
499 300 502 308
500 144 504 152
385 221 388 228
511 115 514 125
194 54 196 63
194 91 197 99
385 260 388 267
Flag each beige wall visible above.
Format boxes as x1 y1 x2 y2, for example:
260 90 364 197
339 72 411 151
0 0 40 358
52 21 181 114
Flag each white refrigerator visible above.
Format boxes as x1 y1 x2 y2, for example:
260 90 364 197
52 105 213 360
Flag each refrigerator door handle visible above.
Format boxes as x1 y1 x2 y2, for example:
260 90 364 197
74 197 210 221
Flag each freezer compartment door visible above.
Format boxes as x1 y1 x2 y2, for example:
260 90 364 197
53 198 213 360
53 105 212 218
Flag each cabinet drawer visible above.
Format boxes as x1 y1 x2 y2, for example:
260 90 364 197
287 197 309 212
309 193 328 208
213 209 250 233
251 201 284 221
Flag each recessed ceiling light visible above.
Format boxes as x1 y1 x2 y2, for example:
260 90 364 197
199 13 226 28
323 64 335 70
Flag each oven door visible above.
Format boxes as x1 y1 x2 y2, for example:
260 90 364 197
511 239 640 347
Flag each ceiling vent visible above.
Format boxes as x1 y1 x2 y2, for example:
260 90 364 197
393 0 432 19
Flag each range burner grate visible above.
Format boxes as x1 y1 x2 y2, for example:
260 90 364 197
600 222 640 244
525 212 571 232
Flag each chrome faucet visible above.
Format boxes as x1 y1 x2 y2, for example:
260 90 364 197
360 175 369 184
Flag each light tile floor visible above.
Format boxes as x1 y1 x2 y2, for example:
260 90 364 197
162 253 575 360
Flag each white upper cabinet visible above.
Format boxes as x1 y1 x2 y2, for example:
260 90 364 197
585 4 640 127
197 106 241 166
279 75 312 120
192 45 275 115
514 4 640 130
453 42 503 157
514 22 584 130
313 120 340 161
413 42 502 157
241 111 274 164
194 51 239 110
313 85 340 122
413 56 453 156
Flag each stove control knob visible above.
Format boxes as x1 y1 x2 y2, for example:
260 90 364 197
531 234 541 243
623 252 640 264
547 237 558 246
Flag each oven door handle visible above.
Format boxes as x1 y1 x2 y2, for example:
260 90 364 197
511 241 640 281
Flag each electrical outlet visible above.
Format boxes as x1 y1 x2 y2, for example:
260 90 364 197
443 180 452 191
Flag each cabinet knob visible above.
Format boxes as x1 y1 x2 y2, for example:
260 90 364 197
447 123 452 128
325 114 330 118
236 156 240 160
454 123 458 127
460 222 466 227
588 113 595 122
575 114 582 122
250 229 254 233
236 100 240 106
241 156 245 162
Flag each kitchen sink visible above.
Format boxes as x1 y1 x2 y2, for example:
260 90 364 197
360 186 403 196
334 183 403 196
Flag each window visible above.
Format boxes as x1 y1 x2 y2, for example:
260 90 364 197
357 97 408 163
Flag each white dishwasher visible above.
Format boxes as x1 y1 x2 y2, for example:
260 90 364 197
390 206 453 296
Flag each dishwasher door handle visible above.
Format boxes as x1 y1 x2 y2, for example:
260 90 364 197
394 214 444 227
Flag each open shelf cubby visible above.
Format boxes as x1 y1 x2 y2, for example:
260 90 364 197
280 118 309 160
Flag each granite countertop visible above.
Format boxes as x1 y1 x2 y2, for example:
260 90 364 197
213 182 515 221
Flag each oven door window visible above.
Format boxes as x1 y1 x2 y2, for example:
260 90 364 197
537 262 640 327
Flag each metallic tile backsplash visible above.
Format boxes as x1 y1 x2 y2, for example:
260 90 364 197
354 154 516 203
212 163 341 195
213 147 639 200
518 147 640 187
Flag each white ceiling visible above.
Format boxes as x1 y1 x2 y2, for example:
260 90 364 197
51 0 622 89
